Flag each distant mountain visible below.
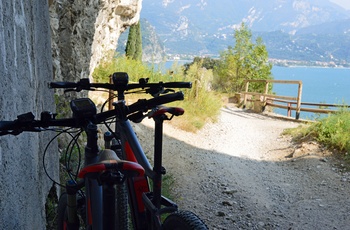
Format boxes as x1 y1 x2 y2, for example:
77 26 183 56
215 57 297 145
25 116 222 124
296 18 350 35
140 0 350 65
257 30 350 66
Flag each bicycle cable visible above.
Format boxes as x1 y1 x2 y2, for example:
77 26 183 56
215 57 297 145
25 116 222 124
42 127 79 188
64 130 83 182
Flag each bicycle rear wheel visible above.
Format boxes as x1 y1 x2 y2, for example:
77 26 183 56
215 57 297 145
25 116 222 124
115 181 129 229
114 148 130 230
162 210 208 230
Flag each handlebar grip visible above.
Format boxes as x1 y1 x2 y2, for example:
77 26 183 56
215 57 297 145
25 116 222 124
49 82 78 89
147 91 184 106
0 121 17 131
163 82 192 89
128 91 184 114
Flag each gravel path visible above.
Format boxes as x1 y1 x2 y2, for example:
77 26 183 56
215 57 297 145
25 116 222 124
136 106 350 230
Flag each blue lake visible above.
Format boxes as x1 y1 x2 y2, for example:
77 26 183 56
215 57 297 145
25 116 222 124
271 66 350 118
161 61 350 118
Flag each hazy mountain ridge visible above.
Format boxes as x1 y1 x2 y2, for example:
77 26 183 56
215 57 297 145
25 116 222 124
141 0 350 65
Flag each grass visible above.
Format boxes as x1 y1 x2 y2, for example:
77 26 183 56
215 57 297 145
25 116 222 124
168 92 222 132
283 110 350 157
92 53 223 132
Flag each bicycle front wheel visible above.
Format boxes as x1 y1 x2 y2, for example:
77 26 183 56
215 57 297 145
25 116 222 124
162 210 208 230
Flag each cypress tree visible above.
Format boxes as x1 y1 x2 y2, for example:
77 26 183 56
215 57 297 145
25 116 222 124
125 23 136 58
134 22 142 61
125 21 142 61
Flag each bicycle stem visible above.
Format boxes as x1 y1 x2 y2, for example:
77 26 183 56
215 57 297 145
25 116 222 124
84 122 100 165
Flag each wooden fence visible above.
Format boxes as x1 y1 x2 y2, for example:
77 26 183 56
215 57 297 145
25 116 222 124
241 79 348 120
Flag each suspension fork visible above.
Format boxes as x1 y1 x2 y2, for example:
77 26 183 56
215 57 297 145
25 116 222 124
64 122 103 229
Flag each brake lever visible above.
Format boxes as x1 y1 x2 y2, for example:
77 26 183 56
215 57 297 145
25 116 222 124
64 87 96 93
64 88 77 93
128 111 147 123
147 87 175 97
162 89 175 94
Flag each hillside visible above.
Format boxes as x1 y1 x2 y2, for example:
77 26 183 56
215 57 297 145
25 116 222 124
140 0 350 66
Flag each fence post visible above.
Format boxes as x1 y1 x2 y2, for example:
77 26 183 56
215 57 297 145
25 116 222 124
287 103 291 117
296 81 303 120
263 81 269 109
108 74 113 110
243 81 250 108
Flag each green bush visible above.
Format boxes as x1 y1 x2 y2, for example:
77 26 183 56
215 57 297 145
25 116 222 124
286 110 350 153
311 111 350 152
92 52 222 132
93 52 163 83
170 62 222 131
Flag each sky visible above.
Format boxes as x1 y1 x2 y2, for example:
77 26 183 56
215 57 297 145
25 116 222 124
330 0 350 10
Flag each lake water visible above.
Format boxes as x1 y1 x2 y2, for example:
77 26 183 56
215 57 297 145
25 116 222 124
161 61 350 119
271 66 350 119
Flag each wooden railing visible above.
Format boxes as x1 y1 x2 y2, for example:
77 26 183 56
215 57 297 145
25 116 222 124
241 79 348 120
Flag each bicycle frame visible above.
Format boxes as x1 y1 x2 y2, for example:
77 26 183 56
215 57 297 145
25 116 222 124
0 74 208 230
113 101 179 230
63 103 179 229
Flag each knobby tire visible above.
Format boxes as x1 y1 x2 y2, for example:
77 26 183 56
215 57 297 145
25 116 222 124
115 181 129 230
162 210 208 230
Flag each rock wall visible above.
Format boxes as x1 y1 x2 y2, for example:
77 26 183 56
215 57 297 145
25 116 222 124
0 1 57 229
0 0 142 228
49 0 142 82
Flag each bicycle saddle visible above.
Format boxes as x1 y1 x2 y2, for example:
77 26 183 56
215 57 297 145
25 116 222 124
78 150 145 178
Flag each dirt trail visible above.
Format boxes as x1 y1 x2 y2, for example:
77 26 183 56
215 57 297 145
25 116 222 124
136 106 350 230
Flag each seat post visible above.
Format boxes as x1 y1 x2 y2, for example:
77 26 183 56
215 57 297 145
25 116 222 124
152 115 167 209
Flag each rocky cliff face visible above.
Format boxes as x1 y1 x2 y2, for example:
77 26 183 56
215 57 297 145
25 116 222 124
0 0 142 228
49 0 142 82
0 1 57 229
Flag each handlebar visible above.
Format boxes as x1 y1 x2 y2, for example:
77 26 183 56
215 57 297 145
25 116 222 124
49 81 192 91
49 74 192 95
0 91 185 136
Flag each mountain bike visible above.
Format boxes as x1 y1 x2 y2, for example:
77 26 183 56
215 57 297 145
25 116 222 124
0 72 208 230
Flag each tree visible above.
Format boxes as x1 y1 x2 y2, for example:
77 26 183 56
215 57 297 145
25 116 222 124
214 22 272 93
184 57 219 73
125 21 142 61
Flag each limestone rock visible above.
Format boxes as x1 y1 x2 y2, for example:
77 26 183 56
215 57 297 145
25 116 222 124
49 0 143 82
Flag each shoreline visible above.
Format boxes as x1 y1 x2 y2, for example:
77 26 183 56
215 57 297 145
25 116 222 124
162 59 350 69
273 63 350 69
